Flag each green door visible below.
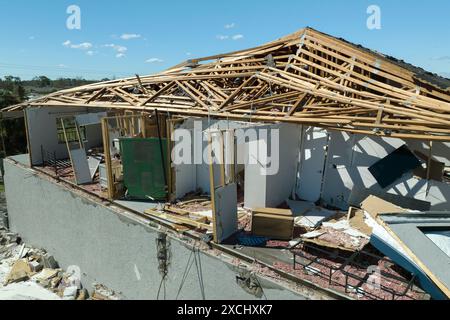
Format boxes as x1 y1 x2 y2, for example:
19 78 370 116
120 138 168 200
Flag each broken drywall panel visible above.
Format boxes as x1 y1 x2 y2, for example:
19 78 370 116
287 199 336 228
87 156 101 180
321 220 369 239
368 145 422 189
70 148 92 185
286 199 315 216
296 127 328 202
213 183 238 243
26 106 81 166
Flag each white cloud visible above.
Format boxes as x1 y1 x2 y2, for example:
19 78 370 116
63 40 93 50
225 23 235 29
186 52 192 56
103 44 128 57
104 44 127 53
57 64 67 68
146 58 164 63
86 50 96 56
216 35 229 40
120 33 142 40
216 34 244 41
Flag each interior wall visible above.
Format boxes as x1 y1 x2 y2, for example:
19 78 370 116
320 130 450 211
296 127 329 202
173 119 255 198
26 106 86 165
84 124 103 150
264 123 302 207
173 119 197 199
244 123 302 208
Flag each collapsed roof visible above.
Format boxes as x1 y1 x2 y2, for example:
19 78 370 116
5 27 450 141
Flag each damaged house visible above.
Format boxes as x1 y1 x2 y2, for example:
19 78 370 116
2 27 450 300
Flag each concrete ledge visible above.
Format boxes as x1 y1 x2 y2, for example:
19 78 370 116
3 157 318 300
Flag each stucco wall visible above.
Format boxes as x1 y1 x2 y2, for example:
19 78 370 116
3 156 306 300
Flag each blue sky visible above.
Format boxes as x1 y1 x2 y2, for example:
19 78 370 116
0 0 449 80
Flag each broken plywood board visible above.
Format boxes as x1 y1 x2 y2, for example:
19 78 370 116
213 183 238 243
360 195 408 220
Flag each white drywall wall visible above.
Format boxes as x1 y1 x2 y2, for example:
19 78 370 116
320 131 450 210
321 131 355 209
296 127 328 202
427 180 450 211
265 123 302 207
84 124 103 150
26 107 106 165
173 119 256 198
244 123 301 208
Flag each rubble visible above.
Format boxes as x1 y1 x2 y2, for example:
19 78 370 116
91 283 121 300
0 227 118 300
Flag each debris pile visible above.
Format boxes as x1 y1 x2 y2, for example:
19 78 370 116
91 283 121 300
0 227 120 300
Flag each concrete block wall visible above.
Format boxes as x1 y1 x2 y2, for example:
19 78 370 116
3 157 306 300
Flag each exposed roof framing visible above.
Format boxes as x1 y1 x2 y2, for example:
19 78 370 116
6 27 450 141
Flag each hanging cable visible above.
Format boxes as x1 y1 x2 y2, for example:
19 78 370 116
194 249 206 300
176 249 195 300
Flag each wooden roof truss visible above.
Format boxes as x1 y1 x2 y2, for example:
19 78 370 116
7 28 450 141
